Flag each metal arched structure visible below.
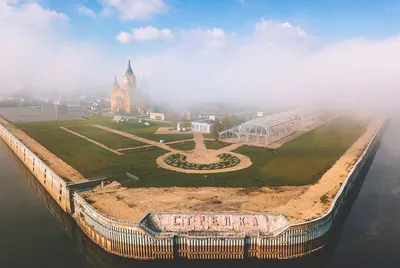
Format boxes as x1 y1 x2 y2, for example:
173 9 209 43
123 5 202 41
219 108 322 146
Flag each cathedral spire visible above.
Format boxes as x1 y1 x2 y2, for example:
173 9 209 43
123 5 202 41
124 58 134 77
113 76 119 86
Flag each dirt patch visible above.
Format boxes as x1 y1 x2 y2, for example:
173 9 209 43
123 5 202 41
82 186 308 222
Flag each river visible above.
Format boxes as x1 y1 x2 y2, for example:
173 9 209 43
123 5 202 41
0 120 399 268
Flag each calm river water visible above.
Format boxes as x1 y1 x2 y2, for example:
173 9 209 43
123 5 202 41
1 120 400 268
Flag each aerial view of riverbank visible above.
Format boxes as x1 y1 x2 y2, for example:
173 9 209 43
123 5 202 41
2 0 400 266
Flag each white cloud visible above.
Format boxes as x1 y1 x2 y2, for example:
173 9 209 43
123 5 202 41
130 20 400 111
117 26 173 43
98 0 167 20
0 2 117 94
77 5 96 18
2 3 400 114
256 18 307 37
116 31 133 44
181 28 236 49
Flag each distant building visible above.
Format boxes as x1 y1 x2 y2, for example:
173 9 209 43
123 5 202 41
181 111 191 120
191 119 213 133
209 115 217 121
149 112 165 121
257 112 264 117
110 59 136 113
177 122 191 132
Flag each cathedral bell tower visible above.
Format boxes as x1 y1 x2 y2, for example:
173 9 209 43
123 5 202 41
123 58 136 113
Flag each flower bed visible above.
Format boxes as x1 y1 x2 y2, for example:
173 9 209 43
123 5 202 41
164 153 240 170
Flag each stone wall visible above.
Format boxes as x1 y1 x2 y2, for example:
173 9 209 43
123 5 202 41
0 123 71 213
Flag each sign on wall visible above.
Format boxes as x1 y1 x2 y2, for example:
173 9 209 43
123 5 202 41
141 213 290 235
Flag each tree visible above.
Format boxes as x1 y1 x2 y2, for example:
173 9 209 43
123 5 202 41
211 120 221 141
221 115 233 130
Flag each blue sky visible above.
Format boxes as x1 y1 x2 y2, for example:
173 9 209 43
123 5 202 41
40 0 400 43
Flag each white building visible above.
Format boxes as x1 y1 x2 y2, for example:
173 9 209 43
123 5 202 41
149 112 165 121
208 115 217 121
257 112 264 117
191 119 213 133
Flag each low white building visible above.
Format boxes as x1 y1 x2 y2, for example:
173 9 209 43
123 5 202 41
149 112 165 121
208 115 217 121
191 119 213 133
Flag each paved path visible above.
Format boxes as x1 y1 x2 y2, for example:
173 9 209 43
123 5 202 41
117 139 195 153
193 132 207 152
92 124 175 152
91 124 253 174
61 127 122 156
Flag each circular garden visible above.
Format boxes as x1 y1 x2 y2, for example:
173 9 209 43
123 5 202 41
164 153 241 170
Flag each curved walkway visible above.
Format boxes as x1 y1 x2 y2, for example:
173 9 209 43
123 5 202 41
156 150 252 174
92 123 252 174
156 132 252 174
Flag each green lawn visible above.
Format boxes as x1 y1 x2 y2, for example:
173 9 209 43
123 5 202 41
204 140 231 150
168 142 196 151
105 122 193 142
68 125 145 149
17 116 366 187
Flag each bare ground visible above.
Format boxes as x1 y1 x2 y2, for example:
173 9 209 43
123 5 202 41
82 118 383 223
0 117 86 183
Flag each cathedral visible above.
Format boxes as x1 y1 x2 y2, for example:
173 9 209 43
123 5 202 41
110 59 136 113
110 58 150 114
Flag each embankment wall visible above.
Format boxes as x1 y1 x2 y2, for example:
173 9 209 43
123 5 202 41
0 123 71 213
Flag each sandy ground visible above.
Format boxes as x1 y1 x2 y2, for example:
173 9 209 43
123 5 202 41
82 117 383 223
0 116 86 183
82 185 308 222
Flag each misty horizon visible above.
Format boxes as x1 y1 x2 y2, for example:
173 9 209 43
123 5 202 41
1 1 399 112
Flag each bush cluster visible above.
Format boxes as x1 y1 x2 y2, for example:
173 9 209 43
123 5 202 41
164 153 240 170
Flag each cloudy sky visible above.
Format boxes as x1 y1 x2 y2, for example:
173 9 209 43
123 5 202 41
1 0 400 110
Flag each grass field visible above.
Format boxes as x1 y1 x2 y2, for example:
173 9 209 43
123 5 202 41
67 125 145 149
168 142 196 151
17 116 366 187
103 122 193 142
204 140 231 150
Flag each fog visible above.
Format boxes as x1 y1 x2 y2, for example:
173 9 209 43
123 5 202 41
1 2 400 113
